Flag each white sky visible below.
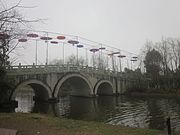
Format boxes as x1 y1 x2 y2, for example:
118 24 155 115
3 0 180 65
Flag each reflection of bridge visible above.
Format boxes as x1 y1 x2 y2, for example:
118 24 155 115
6 64 139 101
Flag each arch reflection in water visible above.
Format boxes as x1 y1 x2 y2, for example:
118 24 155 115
54 96 97 121
15 85 35 113
14 85 50 113
54 96 70 117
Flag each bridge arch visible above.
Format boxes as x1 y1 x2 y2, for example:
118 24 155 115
94 80 114 96
54 73 93 97
11 79 52 101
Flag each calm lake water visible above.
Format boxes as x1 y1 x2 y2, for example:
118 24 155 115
14 92 180 132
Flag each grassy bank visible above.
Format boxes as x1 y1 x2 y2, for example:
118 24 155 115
0 113 160 135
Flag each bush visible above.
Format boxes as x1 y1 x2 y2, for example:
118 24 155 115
0 66 14 103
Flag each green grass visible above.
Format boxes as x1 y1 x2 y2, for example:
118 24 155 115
0 113 161 135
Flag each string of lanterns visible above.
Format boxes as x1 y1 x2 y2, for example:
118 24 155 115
0 31 138 71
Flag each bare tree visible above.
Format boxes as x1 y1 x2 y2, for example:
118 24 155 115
167 38 180 70
155 38 172 74
49 59 63 65
78 56 85 66
0 0 41 66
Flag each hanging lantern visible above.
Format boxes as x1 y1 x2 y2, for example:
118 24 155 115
112 52 120 55
131 59 137 62
27 33 38 38
0 33 10 39
77 45 84 48
99 47 106 50
40 36 52 40
118 55 126 58
50 41 58 44
68 40 79 45
18 38 27 42
108 53 113 56
90 48 99 53
132 56 138 59
57 36 66 40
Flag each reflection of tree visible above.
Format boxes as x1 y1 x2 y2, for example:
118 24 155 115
157 99 180 132
146 98 165 130
68 97 96 120
119 97 149 128
96 96 116 122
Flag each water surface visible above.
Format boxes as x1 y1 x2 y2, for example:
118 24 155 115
14 91 180 132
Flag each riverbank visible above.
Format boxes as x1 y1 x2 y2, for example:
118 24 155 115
0 113 160 135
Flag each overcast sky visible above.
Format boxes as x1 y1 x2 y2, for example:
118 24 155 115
3 0 180 64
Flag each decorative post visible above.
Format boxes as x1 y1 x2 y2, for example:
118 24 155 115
90 48 99 68
35 40 38 65
57 35 66 64
40 34 52 65
46 32 49 65
63 42 65 64
85 48 88 66
131 56 138 70
76 45 84 65
118 54 126 72
111 51 120 72
68 40 79 65
99 46 106 69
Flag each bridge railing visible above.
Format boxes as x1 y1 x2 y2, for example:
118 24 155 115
6 64 122 77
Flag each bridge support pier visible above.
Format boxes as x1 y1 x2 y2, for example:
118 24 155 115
48 97 59 103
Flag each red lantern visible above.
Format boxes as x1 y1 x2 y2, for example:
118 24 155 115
57 36 66 40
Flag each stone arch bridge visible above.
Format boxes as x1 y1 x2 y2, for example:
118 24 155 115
6 64 140 101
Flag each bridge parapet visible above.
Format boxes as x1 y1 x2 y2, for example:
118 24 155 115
6 64 120 78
